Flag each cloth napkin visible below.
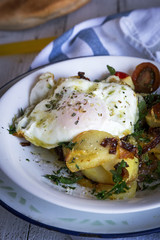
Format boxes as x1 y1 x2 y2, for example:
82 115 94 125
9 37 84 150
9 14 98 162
31 7 160 240
31 7 160 70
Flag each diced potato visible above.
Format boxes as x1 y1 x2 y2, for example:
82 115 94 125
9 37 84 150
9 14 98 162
64 130 118 172
82 166 112 184
96 180 137 200
155 153 160 160
146 103 160 128
150 143 160 154
102 157 139 184
121 76 135 90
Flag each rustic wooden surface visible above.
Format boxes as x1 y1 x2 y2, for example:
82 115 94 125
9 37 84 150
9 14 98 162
0 0 90 30
1 0 160 239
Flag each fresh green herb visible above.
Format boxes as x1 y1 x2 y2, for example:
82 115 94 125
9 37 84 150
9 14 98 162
8 108 24 134
138 99 147 120
143 153 152 166
44 174 82 185
71 112 76 117
74 120 79 125
95 181 129 200
44 166 82 186
94 79 101 82
132 99 147 136
95 160 129 200
144 94 160 109
75 164 80 170
45 100 58 110
107 65 116 75
8 124 16 134
47 84 52 89
58 141 77 150
110 160 128 183
139 137 150 143
26 158 30 162
138 145 143 156
108 90 115 95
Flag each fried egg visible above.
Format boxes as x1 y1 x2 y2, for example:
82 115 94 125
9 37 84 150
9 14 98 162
16 75 139 149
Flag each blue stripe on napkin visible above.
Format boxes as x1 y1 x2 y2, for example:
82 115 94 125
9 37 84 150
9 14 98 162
31 8 160 70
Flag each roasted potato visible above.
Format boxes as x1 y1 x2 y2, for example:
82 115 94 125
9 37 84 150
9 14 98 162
155 153 160 160
82 156 138 185
102 156 139 184
121 76 135 90
64 130 118 172
146 103 160 128
150 143 160 154
82 166 113 184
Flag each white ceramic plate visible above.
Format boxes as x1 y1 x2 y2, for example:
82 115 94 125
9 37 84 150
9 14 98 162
0 56 160 237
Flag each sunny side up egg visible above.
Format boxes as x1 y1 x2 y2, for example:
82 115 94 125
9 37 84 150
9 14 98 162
16 74 139 149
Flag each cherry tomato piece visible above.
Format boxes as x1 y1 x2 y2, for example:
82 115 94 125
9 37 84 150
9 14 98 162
115 71 129 79
132 62 160 93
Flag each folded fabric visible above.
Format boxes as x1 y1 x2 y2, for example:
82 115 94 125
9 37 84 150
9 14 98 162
31 7 160 69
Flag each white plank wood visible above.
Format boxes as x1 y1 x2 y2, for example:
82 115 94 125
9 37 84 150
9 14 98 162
0 206 29 240
0 54 36 88
65 0 118 31
28 225 73 240
0 16 66 45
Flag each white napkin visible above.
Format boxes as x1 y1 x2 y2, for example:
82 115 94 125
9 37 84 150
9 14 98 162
31 7 160 70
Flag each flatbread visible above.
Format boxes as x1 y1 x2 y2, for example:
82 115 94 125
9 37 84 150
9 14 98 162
0 0 90 30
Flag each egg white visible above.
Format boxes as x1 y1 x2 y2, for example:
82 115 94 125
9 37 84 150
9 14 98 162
16 76 139 149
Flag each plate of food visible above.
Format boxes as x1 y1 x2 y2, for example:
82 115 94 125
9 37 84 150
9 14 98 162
0 56 160 237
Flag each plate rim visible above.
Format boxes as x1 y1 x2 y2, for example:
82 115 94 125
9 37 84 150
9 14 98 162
1 199 160 238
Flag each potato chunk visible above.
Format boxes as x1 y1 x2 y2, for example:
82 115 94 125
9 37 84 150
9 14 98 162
155 153 160 160
121 76 135 90
150 143 160 154
64 130 118 172
102 156 139 184
82 166 113 184
146 103 160 127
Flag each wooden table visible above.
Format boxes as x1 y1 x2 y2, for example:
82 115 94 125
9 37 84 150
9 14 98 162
1 0 160 239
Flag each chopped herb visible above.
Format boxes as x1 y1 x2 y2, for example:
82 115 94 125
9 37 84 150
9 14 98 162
110 160 128 183
95 181 129 200
121 86 126 90
26 158 30 162
138 145 143 156
94 79 101 82
95 160 129 200
107 65 116 75
8 124 16 134
74 120 79 125
45 100 58 110
58 141 77 150
108 90 115 95
75 164 80 170
47 84 52 89
144 94 160 109
71 112 76 117
8 108 24 134
44 174 82 185
44 166 82 186
132 99 147 136
139 137 150 143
